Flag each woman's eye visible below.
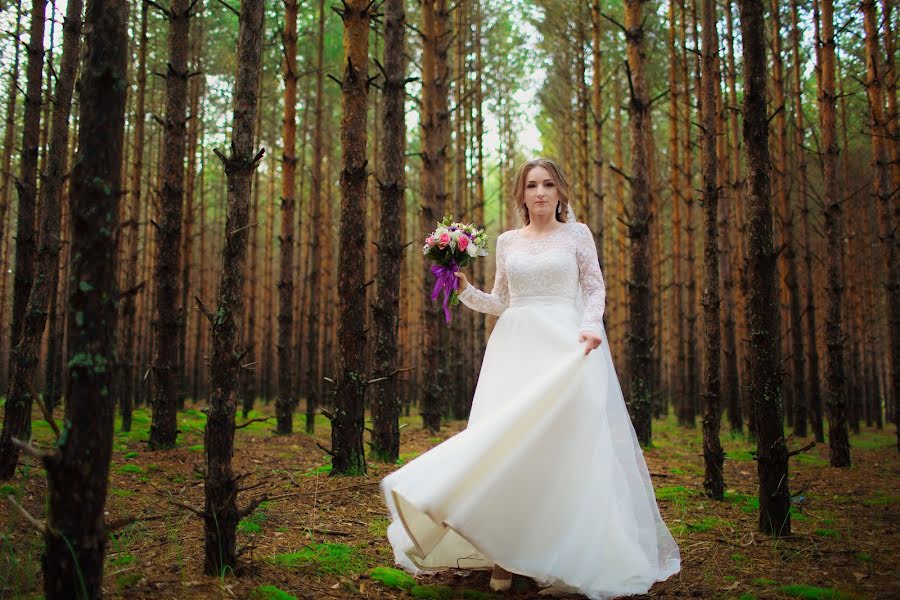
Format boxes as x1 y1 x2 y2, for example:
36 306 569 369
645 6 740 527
546 182 554 187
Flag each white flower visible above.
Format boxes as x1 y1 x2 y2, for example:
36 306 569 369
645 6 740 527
466 242 478 257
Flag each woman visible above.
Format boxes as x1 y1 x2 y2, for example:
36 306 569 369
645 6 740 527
380 158 681 598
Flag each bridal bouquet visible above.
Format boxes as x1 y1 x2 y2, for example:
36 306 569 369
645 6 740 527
423 215 489 323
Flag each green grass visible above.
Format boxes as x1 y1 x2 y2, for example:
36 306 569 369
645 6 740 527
109 487 134 498
123 451 138 459
395 451 422 466
370 566 416 590
796 453 828 466
251 585 298 600
861 491 897 507
303 464 331 477
368 517 390 538
850 432 894 450
725 449 755 461
655 485 698 502
814 528 839 538
117 464 144 474
410 584 456 599
109 553 135 567
187 444 204 452
239 506 268 534
776 584 854 600
271 543 368 575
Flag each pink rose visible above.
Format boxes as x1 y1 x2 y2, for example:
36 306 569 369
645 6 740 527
439 233 450 248
426 235 436 247
457 235 469 251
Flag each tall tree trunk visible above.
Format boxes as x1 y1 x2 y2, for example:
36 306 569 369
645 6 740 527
305 0 326 433
42 0 128 595
420 0 451 432
276 0 298 434
118 0 149 432
371 0 407 463
726 0 749 436
0 0 23 390
590 1 604 267
179 13 204 407
738 0 790 536
819 0 849 467
331 0 371 475
203 0 266 575
0 0 46 479
625 0 653 447
864 0 899 452
2 0 82 478
771 0 805 438
150 0 191 450
701 0 724 500
793 0 823 442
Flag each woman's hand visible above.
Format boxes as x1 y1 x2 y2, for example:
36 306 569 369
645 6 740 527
453 270 469 291
579 331 603 356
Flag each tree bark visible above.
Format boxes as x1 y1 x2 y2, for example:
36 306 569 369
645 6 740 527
304 0 326 433
738 0 790 535
41 0 128 595
624 0 653 447
371 0 407 463
590 1 604 267
863 0 899 452
331 0 371 475
819 0 849 467
420 0 451 432
701 0 724 500
150 0 191 450
0 0 46 479
118 0 149 432
276 0 298 434
203 0 266 575
0 0 23 389
793 0 823 442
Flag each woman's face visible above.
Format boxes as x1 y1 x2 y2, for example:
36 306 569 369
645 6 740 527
522 166 560 221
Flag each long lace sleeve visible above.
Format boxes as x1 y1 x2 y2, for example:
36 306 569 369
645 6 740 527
458 232 509 316
575 223 606 335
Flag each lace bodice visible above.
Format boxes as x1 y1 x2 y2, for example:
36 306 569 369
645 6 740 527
457 222 606 334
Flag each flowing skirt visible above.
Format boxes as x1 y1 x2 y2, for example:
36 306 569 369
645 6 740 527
380 296 681 599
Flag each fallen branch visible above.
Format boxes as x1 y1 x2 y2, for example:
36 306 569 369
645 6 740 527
235 416 272 430
788 441 816 457
5 495 49 536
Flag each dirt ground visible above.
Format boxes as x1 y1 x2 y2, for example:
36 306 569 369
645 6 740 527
1 402 897 600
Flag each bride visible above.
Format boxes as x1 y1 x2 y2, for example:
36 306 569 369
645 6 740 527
380 158 681 598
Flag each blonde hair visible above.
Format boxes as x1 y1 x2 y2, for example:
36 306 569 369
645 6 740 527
512 158 570 226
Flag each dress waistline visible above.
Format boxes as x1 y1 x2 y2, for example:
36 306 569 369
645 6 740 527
509 295 576 307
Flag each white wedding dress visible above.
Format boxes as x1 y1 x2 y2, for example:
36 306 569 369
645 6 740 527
380 221 681 599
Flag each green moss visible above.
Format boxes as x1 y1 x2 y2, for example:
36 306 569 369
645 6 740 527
752 578 778 586
109 553 135 567
117 464 144 474
369 566 416 590
251 585 298 600
682 516 730 533
738 594 757 600
239 508 268 534
776 584 853 599
109 488 134 498
188 444 204 452
271 543 367 575
814 528 839 538
730 553 747 564
368 517 390 538
303 464 331 476
116 573 141 591
123 451 138 459
854 552 871 562
725 449 755 461
862 491 897 507
669 467 686 475
724 575 737 582
410 584 456 599
850 432 894 450
655 485 698 502
796 453 828 466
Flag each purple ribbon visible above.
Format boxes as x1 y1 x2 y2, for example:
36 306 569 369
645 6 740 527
430 259 459 324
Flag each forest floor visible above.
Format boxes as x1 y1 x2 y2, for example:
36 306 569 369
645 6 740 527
0 401 897 600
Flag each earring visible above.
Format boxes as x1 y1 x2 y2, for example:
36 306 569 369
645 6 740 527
556 203 561 215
